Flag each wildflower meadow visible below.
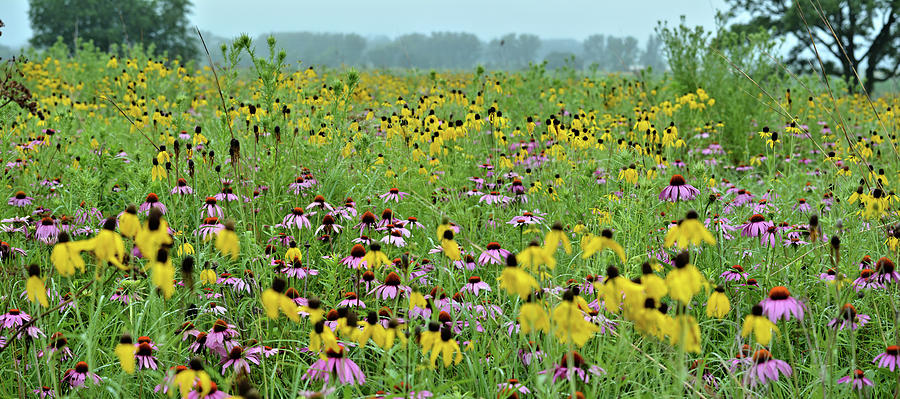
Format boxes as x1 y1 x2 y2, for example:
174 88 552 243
4 24 900 399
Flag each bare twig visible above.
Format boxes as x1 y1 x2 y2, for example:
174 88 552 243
195 28 235 141
100 95 160 151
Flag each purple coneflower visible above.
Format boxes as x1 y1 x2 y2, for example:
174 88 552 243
793 198 811 213
135 341 159 370
221 345 260 374
201 197 223 218
206 320 238 356
281 207 314 230
480 191 511 205
39 332 73 361
380 188 410 203
659 174 699 202
759 286 805 322
171 178 194 195
280 260 318 279
214 186 238 202
381 229 407 247
479 242 510 266
873 346 900 371
760 226 779 247
837 369 873 391
720 265 748 281
32 386 54 398
540 351 605 383
828 303 870 330
741 214 773 238
306 194 334 211
454 254 478 271
62 361 102 388
187 381 228 399
338 292 365 308
303 346 366 385
461 276 491 296
370 272 411 300
196 217 225 241
0 308 31 329
744 349 791 387
497 378 530 396
35 217 60 244
139 193 167 215
854 269 884 291
315 214 343 235
8 191 33 207
875 257 900 284
341 244 368 269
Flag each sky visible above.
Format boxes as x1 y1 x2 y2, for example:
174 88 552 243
1 0 727 47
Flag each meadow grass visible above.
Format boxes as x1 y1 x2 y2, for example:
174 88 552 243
1 38 900 398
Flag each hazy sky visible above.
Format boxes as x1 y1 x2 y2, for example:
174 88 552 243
2 0 727 47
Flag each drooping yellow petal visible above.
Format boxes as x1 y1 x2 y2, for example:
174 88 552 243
115 343 137 374
26 275 49 308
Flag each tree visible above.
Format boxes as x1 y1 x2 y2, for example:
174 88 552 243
727 0 900 93
640 34 665 71
29 0 196 61
582 34 606 68
603 36 639 71
485 33 541 69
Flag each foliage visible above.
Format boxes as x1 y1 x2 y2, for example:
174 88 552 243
28 0 196 61
726 0 900 94
658 15 786 160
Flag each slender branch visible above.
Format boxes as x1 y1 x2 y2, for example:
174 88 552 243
195 27 234 141
101 95 160 152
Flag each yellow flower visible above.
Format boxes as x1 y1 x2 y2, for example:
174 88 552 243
518 300 550 334
300 298 325 323
640 262 668 301
848 185 866 204
383 319 407 350
284 243 303 263
670 314 702 353
135 209 173 262
117 205 141 238
618 164 639 185
420 322 441 353
363 243 390 269
551 290 599 347
497 255 539 299
429 326 463 367
92 220 126 270
309 320 340 353
544 222 572 254
173 358 212 399
440 229 461 261
199 269 217 285
25 265 49 308
741 304 779 346
50 233 93 277
215 221 240 260
705 286 731 318
261 278 299 322
518 241 556 271
664 211 715 249
115 334 137 374
149 249 175 299
358 312 388 348
581 229 625 262
150 158 167 181
177 243 195 256
408 290 427 310
665 252 709 304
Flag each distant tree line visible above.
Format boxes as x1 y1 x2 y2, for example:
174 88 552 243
207 31 666 71
24 0 666 71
